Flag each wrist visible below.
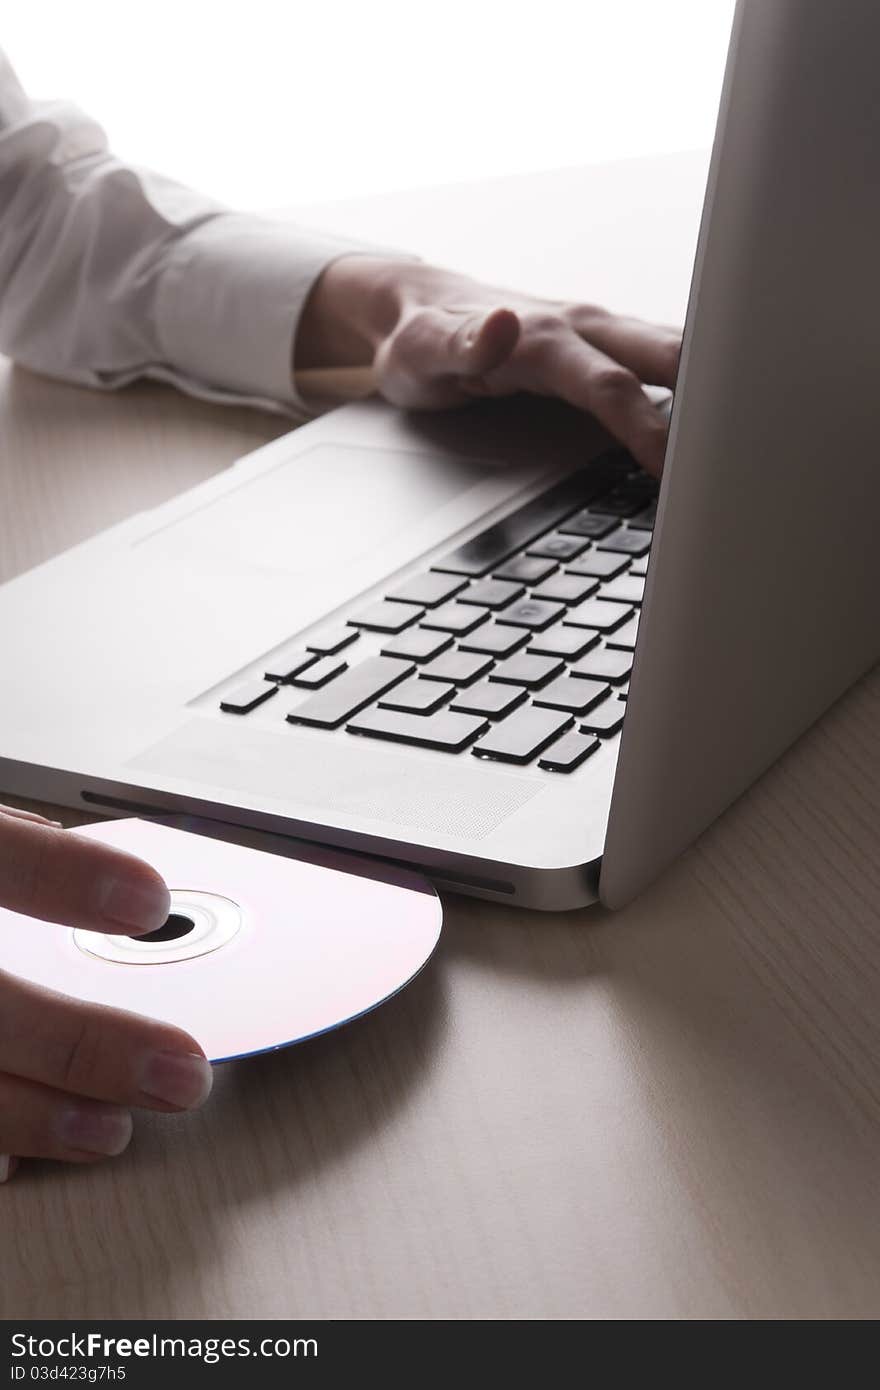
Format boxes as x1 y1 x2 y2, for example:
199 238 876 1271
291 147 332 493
294 254 414 372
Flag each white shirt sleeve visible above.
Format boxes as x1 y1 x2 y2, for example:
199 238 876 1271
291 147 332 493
0 50 375 416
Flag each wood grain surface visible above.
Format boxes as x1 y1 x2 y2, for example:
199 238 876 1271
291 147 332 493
1 154 878 1320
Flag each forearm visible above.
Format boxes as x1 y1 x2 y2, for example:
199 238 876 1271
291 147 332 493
0 47 677 468
0 50 369 414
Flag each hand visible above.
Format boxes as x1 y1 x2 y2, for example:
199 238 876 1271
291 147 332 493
0 804 213 1184
295 256 681 476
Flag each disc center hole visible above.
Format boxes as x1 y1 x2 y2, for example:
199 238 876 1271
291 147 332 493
140 912 196 944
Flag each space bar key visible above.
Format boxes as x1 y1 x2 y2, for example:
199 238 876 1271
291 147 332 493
286 656 414 729
347 707 488 751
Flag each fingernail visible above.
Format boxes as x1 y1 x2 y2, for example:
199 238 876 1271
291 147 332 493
59 1106 133 1156
96 873 170 933
140 1051 213 1111
0 1154 17 1184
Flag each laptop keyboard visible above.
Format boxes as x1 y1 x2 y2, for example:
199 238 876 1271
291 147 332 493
219 449 655 773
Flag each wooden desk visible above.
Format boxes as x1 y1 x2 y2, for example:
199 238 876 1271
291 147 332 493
1 153 879 1320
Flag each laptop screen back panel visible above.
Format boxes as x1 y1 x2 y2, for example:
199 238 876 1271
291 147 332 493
601 0 880 908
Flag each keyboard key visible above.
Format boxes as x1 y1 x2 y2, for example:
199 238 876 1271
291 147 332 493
381 628 453 663
220 681 279 714
630 554 650 576
459 623 529 658
566 550 630 580
538 730 601 772
388 572 467 607
421 651 494 686
305 628 360 655
559 510 619 540
264 649 317 683
526 532 589 561
489 653 564 688
570 647 632 684
528 625 600 660
606 614 641 650
588 498 643 519
287 656 413 729
624 468 658 489
497 598 566 631
458 578 524 609
432 458 626 576
349 600 424 632
379 678 454 714
493 554 558 584
473 706 574 764
628 502 657 531
421 602 490 635
589 488 651 518
564 598 633 632
348 706 488 752
533 674 610 715
596 474 657 508
580 697 626 736
290 655 348 688
597 527 652 556
451 680 528 718
599 575 645 605
531 573 599 604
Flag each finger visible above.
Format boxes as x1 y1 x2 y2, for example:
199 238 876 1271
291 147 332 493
0 969 213 1114
0 803 62 828
0 1071 133 1163
568 307 682 388
536 334 670 475
376 306 520 408
0 815 170 935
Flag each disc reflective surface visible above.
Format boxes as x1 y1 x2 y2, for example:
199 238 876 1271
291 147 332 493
0 819 442 1063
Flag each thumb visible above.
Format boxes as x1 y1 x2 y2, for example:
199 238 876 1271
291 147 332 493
445 307 521 377
376 305 521 408
0 814 170 936
381 305 520 383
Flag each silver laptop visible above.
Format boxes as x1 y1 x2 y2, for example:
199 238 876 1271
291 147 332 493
1 0 877 910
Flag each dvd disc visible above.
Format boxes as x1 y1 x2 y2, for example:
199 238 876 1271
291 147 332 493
0 819 442 1062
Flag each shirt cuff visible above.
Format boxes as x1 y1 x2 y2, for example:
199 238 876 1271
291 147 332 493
154 213 383 415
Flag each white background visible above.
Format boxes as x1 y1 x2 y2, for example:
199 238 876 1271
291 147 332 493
5 1 735 209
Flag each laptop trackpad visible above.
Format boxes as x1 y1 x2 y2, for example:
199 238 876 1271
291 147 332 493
135 442 492 580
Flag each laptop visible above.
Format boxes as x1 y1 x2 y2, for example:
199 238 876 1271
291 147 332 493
1 0 877 910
